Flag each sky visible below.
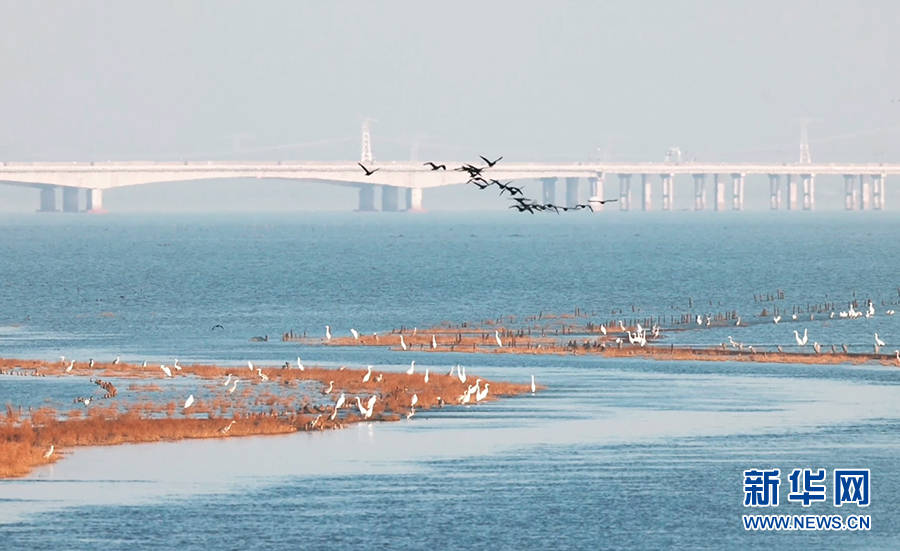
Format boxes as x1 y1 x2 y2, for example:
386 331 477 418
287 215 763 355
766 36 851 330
0 0 898 211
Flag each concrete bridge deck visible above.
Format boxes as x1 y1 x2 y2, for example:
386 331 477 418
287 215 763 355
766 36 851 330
1 161 897 212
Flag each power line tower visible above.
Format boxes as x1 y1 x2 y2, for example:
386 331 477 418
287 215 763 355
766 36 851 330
361 118 375 163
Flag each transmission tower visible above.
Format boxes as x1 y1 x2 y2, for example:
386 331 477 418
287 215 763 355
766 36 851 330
360 118 375 163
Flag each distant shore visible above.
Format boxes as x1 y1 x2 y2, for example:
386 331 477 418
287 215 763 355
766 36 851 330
0 357 533 478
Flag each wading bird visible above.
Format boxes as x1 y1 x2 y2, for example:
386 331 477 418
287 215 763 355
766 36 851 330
406 361 415 375
494 330 503 348
323 380 334 394
400 334 408 351
223 373 233 386
184 394 194 409
531 375 536 394
424 368 429 384
875 333 886 347
297 356 305 370
65 360 75 373
362 365 372 383
476 383 490 402
350 328 359 340
793 329 808 346
43 444 54 459
228 378 239 394
330 392 346 420
220 420 236 434
160 364 172 377
325 325 332 341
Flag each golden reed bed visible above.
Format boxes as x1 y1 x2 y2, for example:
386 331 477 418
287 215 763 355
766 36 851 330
0 358 534 478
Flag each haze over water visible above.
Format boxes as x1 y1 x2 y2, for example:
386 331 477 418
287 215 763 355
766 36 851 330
1 212 899 548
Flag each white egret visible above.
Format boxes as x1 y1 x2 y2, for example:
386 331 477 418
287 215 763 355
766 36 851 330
325 325 332 341
362 365 373 383
247 361 254 371
184 394 194 409
447 365 456 376
600 324 607 335
296 356 304 371
113 355 120 365
411 393 418 407
355 396 368 415
173 359 181 371
323 380 334 394
424 368 429 384
350 328 359 340
365 395 376 418
813 342 821 355
220 420 236 434
330 392 346 420
531 375 536 394
457 365 467 384
431 335 437 350
65 360 75 373
89 359 94 368
256 368 269 381
875 333 886 347
773 315 781 324
735 317 741 326
406 361 415 375
895 350 900 366
228 378 240 394
476 383 490 402
223 374 233 386
160 364 172 377
407 408 416 420
59 356 66 364
793 329 808 346
696 315 702 326
43 444 54 459
400 334 408 351
792 314 798 320
142 360 148 368
494 330 503 348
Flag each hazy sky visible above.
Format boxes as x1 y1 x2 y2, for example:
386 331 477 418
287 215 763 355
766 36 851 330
1 1 898 211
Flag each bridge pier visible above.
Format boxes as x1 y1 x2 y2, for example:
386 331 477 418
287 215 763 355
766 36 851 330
86 188 105 213
357 185 376 211
541 178 557 204
38 185 58 212
382 185 401 212
408 188 424 212
62 187 80 213
661 174 674 211
859 174 870 210
786 175 798 210
843 175 857 210
872 174 886 210
731 173 745 210
588 174 605 211
640 174 651 211
692 174 706 210
565 177 579 208
618 174 631 210
768 175 781 210
801 174 814 210
713 175 725 211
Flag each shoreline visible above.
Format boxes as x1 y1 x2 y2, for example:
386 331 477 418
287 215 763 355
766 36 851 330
0 357 534 479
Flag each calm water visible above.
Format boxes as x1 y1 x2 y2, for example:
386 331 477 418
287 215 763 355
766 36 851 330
1 212 899 549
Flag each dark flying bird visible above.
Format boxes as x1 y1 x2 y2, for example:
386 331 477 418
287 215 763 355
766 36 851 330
211 324 225 331
424 162 446 171
469 177 491 189
358 163 379 176
456 164 484 177
479 155 503 167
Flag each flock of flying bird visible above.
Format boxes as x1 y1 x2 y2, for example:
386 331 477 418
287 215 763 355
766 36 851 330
358 155 617 213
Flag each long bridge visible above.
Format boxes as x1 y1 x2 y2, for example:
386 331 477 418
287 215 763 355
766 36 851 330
0 160 895 213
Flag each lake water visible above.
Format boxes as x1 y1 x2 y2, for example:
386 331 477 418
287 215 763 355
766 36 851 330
1 212 899 549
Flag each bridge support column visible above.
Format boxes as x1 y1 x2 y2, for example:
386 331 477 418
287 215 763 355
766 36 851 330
768 175 781 210
843 175 857 210
62 187 80 213
382 185 401 212
541 178 557 204
872 174 886 210
588 173 605 211
732 173 745 210
661 174 674 211
859 174 870 210
408 188 424 212
786 175 798 210
565 177 579 208
357 185 376 211
713 174 725 211
692 174 706 210
801 174 814 210
38 185 58 212
86 188 105 213
618 174 631 210
641 174 652 211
